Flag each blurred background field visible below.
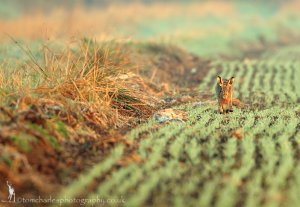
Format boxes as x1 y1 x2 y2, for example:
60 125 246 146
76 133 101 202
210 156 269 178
1 0 300 57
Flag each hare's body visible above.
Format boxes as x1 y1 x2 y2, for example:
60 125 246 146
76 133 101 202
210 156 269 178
216 76 234 114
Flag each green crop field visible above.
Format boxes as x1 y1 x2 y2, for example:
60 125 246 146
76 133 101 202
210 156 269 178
1 1 300 207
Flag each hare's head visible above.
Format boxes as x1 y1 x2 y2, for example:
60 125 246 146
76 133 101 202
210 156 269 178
217 76 234 99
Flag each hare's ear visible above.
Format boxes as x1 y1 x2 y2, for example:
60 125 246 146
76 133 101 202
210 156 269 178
229 77 235 84
217 76 223 85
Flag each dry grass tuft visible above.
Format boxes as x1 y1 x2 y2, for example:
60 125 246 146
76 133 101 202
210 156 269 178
1 39 158 129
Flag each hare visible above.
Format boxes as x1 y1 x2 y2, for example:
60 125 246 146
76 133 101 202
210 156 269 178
216 76 235 114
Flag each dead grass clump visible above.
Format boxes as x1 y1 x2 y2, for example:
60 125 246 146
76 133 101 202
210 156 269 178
5 39 157 128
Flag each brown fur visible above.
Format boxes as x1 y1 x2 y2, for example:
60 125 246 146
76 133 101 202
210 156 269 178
232 98 244 108
216 76 235 114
